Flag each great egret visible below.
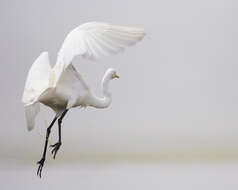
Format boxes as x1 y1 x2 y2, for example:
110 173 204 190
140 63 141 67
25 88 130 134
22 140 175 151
22 22 145 177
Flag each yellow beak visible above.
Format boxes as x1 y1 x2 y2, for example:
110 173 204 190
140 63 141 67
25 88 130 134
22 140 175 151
113 73 120 79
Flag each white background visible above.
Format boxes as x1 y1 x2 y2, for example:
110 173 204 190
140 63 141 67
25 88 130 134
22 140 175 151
0 0 238 188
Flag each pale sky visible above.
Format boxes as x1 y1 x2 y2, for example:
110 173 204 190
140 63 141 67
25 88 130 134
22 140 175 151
0 0 238 161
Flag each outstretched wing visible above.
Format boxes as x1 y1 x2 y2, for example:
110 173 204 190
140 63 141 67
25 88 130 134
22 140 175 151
50 22 146 87
59 22 146 63
22 52 51 131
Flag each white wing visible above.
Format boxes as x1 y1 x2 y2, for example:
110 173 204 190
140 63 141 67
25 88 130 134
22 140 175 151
59 22 146 63
51 22 146 87
56 64 90 109
24 103 40 131
22 52 51 131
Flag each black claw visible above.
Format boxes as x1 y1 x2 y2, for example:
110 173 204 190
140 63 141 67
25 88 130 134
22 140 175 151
50 142 61 159
37 158 45 178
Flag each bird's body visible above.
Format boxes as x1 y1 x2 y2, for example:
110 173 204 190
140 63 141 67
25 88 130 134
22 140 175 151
38 64 113 114
22 21 145 177
37 64 91 115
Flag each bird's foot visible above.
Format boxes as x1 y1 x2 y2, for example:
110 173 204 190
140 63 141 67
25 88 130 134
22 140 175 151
37 157 45 178
50 142 62 159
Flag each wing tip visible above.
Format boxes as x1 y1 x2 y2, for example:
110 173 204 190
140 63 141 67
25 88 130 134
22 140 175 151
24 103 40 132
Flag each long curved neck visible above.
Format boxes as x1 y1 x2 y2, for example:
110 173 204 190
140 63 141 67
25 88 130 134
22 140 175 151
90 74 112 109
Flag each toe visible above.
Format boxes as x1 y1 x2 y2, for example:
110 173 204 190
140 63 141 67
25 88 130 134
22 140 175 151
50 143 57 147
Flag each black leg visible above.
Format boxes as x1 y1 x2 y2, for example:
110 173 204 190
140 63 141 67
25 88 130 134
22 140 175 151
37 116 57 178
50 109 68 159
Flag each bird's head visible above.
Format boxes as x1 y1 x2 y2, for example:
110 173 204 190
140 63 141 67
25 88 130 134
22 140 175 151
105 68 120 80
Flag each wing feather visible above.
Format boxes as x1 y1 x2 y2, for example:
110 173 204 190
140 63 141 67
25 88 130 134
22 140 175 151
22 52 51 131
52 22 145 86
92 32 123 54
22 52 51 105
24 103 40 131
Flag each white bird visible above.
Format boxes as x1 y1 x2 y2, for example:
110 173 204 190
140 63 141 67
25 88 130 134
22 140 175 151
22 21 145 177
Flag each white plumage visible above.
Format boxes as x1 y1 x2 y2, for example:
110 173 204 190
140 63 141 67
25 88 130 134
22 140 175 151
22 21 145 177
22 22 145 131
22 52 51 131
